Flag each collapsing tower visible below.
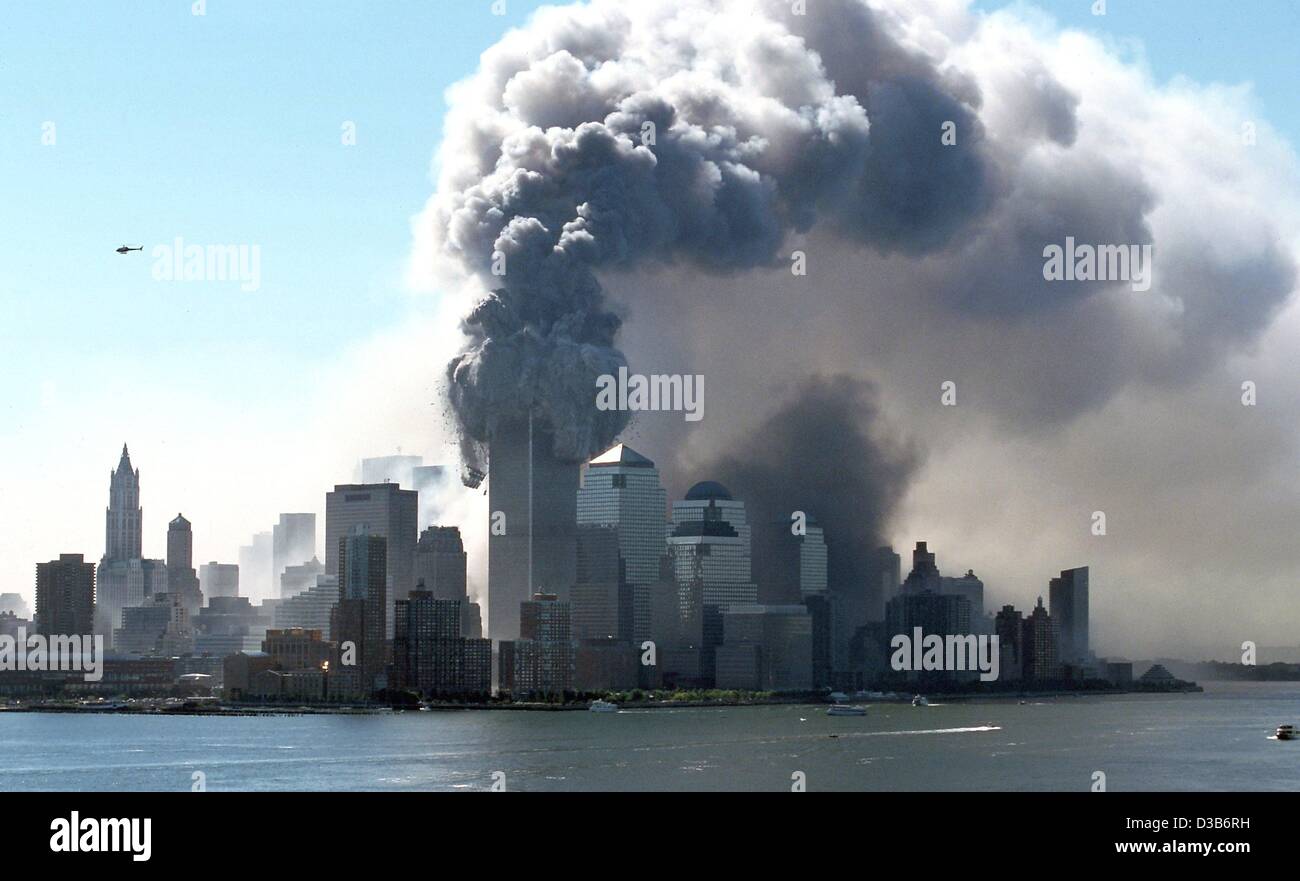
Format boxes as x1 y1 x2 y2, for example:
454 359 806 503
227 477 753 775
487 413 578 641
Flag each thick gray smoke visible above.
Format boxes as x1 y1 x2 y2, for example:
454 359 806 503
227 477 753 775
702 375 921 613
432 0 998 482
418 0 1300 655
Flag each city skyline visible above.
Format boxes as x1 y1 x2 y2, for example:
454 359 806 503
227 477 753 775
24 439 1104 661
5 0 1300 666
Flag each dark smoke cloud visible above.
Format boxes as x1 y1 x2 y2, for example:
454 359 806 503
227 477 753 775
430 0 1004 480
417 0 1300 656
701 375 921 612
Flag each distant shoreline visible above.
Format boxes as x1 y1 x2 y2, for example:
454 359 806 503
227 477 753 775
0 684 1202 717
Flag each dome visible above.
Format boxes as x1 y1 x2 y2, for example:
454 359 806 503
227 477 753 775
685 480 732 501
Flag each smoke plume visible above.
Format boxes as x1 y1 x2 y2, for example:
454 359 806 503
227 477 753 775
415 0 1300 654
429 0 999 483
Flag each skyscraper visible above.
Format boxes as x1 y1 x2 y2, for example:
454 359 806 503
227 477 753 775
487 418 579 641
272 513 317 592
35 554 95 637
1023 596 1062 681
166 514 203 614
393 589 491 698
199 562 239 600
571 524 629 641
667 482 758 683
414 526 480 637
332 528 388 693
238 531 274 602
499 592 575 698
577 444 667 586
869 545 901 622
413 526 468 602
97 445 167 638
1049 566 1089 663
326 483 418 637
753 519 832 686
104 444 141 562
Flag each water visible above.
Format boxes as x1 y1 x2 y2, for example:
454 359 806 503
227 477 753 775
1 681 1296 792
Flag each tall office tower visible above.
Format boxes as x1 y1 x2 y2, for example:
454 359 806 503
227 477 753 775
885 590 972 640
35 554 96 637
752 519 828 602
1022 596 1062 681
96 445 167 639
360 454 424 486
577 444 667 585
869 545 901 622
670 481 752 563
360 456 448 530
271 513 317 591
940 570 985 622
326 483 418 638
275 574 339 638
668 482 758 615
487 418 579 641
1048 566 1089 663
333 528 389 693
279 558 324 599
667 482 758 684
753 519 832 685
571 525 630 641
413 527 468 601
199 562 239 600
414 526 479 637
105 444 142 562
900 541 941 593
96 559 167 639
166 514 203 614
238 531 274 602
994 605 1025 681
716 604 814 692
410 465 448 530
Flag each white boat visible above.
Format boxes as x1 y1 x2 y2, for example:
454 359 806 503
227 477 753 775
912 695 929 707
826 705 867 717
589 699 619 713
1276 724 1298 740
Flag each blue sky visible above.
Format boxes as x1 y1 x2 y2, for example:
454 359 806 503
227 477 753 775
1 0 1298 601
2 0 1296 417
1 0 1296 415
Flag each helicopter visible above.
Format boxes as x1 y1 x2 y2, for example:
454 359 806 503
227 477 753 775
115 245 142 254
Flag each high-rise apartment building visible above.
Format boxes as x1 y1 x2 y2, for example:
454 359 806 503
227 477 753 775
499 593 575 698
392 590 490 698
35 554 95 637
